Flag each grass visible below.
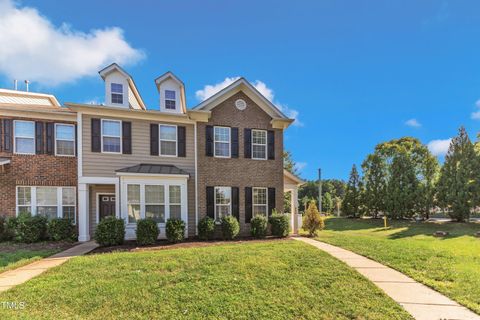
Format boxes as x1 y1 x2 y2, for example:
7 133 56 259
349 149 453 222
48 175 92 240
315 218 480 314
0 242 72 273
0 240 411 319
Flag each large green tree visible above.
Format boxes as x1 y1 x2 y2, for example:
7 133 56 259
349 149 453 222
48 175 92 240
322 192 333 214
437 127 477 221
343 164 362 217
361 153 387 218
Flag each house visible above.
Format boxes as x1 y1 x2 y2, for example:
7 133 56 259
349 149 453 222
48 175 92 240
0 89 77 223
0 63 302 241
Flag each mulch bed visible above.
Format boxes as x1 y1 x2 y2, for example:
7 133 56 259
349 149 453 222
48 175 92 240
0 241 76 254
89 236 292 254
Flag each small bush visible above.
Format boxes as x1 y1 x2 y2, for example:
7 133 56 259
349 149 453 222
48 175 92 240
136 218 159 245
94 216 125 246
198 216 215 240
166 218 185 243
221 215 240 240
250 215 268 238
269 213 290 237
302 201 325 237
48 218 75 241
14 213 48 243
0 216 14 241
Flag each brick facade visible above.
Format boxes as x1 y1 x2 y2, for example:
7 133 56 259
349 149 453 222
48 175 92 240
197 91 284 234
0 117 77 217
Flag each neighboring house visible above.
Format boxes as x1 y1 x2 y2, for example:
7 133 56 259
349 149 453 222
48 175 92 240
0 63 301 241
0 89 77 224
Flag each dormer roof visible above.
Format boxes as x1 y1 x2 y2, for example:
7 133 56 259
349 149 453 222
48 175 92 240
154 71 187 113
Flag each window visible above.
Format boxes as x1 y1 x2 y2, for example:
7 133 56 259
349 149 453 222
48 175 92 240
215 187 231 220
169 186 181 219
102 119 121 153
55 124 75 156
111 83 123 104
16 187 76 222
159 124 177 156
214 126 230 158
253 187 268 217
165 90 176 110
127 184 141 224
145 185 165 223
252 130 267 160
14 120 35 154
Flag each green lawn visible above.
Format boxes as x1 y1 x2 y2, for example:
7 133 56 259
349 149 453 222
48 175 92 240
0 242 72 273
315 218 480 314
0 240 411 319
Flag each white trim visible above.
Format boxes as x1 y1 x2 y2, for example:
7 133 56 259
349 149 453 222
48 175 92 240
54 123 76 157
78 183 89 242
252 187 268 217
77 112 83 177
0 159 10 166
101 119 122 154
194 122 198 235
95 192 115 224
214 186 232 221
116 172 189 178
79 176 118 184
213 126 231 158
13 120 35 155
159 124 178 157
251 129 267 160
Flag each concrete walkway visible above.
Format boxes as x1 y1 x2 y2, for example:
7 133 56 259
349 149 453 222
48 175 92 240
295 237 480 320
0 241 98 293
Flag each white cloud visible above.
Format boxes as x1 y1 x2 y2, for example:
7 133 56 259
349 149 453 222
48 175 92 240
195 77 303 126
405 118 421 128
471 99 480 119
427 138 452 156
294 162 307 172
0 0 144 86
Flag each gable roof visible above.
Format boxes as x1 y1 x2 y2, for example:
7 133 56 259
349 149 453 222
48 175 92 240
284 169 305 186
98 63 146 110
154 71 187 113
0 88 60 107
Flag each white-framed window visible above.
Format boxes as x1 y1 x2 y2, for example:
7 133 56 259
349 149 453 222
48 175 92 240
159 124 177 156
165 90 176 110
215 186 231 220
253 187 268 217
252 129 267 160
102 119 121 153
55 124 75 156
214 126 231 158
169 185 181 219
16 186 76 223
127 184 141 224
14 120 35 155
145 185 165 223
111 83 124 104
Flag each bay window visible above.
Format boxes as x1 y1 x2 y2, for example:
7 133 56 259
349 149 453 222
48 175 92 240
127 184 141 223
14 120 35 154
169 186 181 219
145 185 165 223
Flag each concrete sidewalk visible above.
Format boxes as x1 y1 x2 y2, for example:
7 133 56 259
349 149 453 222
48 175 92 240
0 241 98 293
295 237 480 320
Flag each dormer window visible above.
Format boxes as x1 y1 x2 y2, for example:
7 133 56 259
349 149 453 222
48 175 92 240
165 90 176 110
111 83 124 104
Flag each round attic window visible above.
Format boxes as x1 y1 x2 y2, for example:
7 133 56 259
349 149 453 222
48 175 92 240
235 99 247 110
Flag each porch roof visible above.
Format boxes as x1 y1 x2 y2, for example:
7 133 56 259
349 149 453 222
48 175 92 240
0 157 11 166
115 164 190 177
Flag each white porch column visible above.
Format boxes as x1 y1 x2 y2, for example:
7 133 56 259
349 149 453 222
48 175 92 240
78 183 90 242
291 188 299 234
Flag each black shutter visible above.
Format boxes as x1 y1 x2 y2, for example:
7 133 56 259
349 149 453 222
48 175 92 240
206 186 215 219
45 122 54 155
3 119 12 152
150 123 159 156
232 187 239 220
231 127 239 158
35 122 44 154
0 119 3 152
177 126 186 157
206 125 213 157
245 187 252 223
91 118 101 152
268 130 275 160
74 124 78 156
122 121 132 154
268 188 276 216
244 128 251 158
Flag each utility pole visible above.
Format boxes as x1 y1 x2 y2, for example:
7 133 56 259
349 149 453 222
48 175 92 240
318 168 322 213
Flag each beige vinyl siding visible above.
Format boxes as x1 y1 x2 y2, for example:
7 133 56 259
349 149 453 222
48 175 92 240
82 114 196 236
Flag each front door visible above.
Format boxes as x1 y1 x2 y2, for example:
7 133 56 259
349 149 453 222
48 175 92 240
99 194 116 221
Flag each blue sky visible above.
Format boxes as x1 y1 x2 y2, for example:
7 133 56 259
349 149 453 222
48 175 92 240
1 0 480 180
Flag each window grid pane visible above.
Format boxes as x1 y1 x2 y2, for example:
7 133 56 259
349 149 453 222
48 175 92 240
62 206 75 222
111 83 123 93
165 100 176 110
36 188 57 206
252 130 267 159
62 188 76 205
165 90 176 100
127 185 140 224
215 187 231 219
17 187 31 206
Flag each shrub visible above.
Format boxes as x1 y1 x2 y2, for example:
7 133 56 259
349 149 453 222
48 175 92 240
136 218 159 245
221 215 240 240
269 212 290 237
14 213 48 243
302 201 325 237
250 215 268 238
0 216 14 241
94 216 125 246
198 216 215 240
48 218 75 241
166 218 185 243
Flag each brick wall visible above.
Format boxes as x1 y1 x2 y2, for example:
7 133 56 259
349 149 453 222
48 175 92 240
197 91 284 234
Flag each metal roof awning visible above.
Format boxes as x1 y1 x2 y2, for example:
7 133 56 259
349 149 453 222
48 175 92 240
115 164 190 177
0 157 11 166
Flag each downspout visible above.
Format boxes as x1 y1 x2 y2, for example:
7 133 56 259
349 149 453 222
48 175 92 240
194 121 198 235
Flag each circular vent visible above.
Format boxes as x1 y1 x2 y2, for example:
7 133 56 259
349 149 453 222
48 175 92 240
235 99 247 110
